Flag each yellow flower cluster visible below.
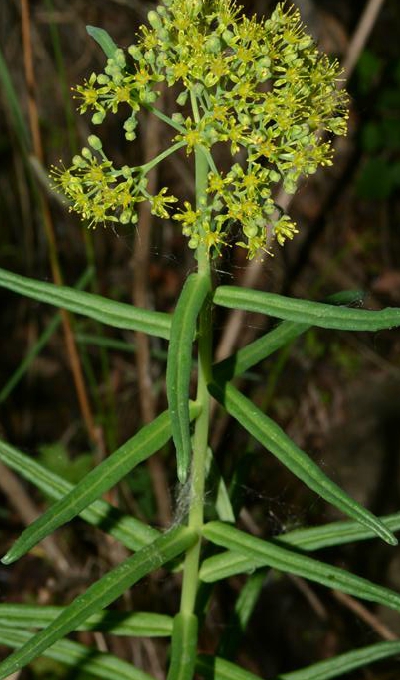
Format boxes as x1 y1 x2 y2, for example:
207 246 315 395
52 0 348 258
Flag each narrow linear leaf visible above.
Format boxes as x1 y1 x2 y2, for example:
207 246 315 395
201 522 400 611
213 320 308 383
0 604 172 637
86 25 118 59
205 448 235 524
275 640 400 680
197 642 400 680
200 511 400 582
0 527 197 680
167 273 210 482
196 654 262 680
167 613 198 680
214 285 400 331
281 510 400 551
0 439 159 551
213 290 362 382
1 403 199 565
0 627 154 680
0 267 171 339
209 381 397 546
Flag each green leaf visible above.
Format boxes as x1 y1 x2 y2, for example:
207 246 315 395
200 511 400 581
213 290 363 382
275 640 400 680
197 655 261 680
166 273 210 482
209 381 397 546
197 641 400 680
213 320 308 383
201 522 400 611
213 285 400 331
281 510 400 551
0 627 155 680
0 267 171 339
0 527 197 679
86 26 118 59
0 604 172 637
166 613 198 680
0 438 159 551
205 448 235 523
1 403 199 565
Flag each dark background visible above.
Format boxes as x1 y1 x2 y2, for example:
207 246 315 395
0 1 400 678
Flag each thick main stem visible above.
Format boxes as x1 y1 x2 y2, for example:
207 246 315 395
180 146 212 617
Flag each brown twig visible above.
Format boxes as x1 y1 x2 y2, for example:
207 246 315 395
289 574 328 620
20 0 99 448
341 0 387 83
332 589 398 641
132 89 172 527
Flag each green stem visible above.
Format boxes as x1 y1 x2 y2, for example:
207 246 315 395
140 140 186 175
147 104 185 133
180 145 212 617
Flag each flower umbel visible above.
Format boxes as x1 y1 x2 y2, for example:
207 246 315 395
52 0 348 258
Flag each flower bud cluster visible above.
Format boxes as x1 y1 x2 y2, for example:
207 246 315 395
52 0 348 258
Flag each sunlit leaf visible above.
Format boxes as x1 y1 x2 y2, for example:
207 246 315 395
0 527 196 679
199 511 400 581
0 627 154 680
214 286 400 331
0 604 172 637
209 381 396 546
0 438 159 551
0 267 171 339
213 290 362 382
201 522 400 612
2 403 200 565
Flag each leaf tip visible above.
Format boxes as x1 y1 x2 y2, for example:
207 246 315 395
1 552 15 565
386 533 398 547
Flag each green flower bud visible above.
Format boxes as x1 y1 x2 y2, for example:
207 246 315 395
243 224 258 238
120 210 132 224
188 236 199 249
88 135 102 151
176 91 189 106
121 165 132 179
114 49 126 68
147 10 161 29
128 45 142 60
72 155 85 168
91 111 105 125
123 116 137 132
205 36 221 53
81 147 92 160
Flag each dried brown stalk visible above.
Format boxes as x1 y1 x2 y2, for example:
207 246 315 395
132 90 172 526
20 0 99 447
